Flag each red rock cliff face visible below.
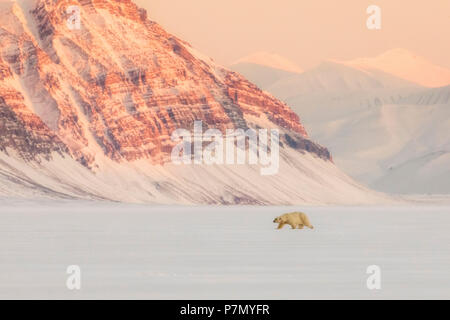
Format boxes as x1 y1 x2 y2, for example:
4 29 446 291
0 0 329 167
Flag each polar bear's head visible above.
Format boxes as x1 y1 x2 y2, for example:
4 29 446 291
273 216 284 223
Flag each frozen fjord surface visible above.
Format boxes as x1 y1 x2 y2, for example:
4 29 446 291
0 203 449 299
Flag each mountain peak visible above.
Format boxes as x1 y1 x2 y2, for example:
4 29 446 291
341 48 450 88
232 52 303 74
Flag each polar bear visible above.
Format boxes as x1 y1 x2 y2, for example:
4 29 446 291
273 212 314 230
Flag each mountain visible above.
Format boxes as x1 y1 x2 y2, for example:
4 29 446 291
293 85 450 194
233 51 450 194
266 60 419 100
233 52 303 74
341 48 450 88
0 0 384 204
230 52 303 89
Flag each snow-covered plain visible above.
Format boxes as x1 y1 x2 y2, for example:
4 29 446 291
1 201 449 299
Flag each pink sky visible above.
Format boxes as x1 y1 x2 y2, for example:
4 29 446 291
135 0 450 69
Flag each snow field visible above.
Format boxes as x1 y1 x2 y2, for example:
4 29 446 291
0 203 449 299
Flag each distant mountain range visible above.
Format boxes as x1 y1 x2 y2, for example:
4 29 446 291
231 50 450 194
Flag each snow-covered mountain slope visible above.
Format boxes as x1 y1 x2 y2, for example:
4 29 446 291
288 86 450 194
0 146 386 205
372 151 450 194
341 48 450 88
0 0 385 204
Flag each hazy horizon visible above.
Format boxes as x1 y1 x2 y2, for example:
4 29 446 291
136 0 450 70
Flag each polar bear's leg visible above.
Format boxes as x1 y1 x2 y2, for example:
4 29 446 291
277 223 286 229
301 214 314 229
290 223 297 229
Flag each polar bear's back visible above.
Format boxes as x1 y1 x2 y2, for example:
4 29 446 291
282 212 313 228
